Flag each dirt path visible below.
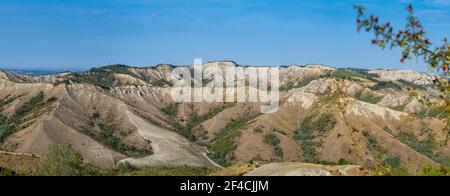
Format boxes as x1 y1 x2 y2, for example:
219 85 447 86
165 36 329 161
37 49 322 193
118 111 220 169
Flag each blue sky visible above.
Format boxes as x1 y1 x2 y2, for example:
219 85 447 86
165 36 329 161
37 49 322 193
0 0 449 72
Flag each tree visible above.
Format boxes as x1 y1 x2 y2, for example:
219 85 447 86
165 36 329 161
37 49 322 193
41 144 100 176
354 4 450 123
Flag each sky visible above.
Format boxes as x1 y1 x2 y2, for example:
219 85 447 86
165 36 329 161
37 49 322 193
0 0 449 72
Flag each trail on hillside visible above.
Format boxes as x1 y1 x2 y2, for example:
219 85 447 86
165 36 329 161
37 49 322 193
118 111 220 168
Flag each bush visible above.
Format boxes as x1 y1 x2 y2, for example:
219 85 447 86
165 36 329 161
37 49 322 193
316 113 337 133
398 79 427 91
117 166 209 176
264 134 280 146
370 81 402 91
419 164 450 176
208 116 253 167
384 156 401 168
92 112 101 119
331 69 364 80
0 167 18 176
161 103 179 117
41 144 101 176
274 146 283 158
356 92 382 104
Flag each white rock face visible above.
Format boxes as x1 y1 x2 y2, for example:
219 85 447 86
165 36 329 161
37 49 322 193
347 99 405 120
287 90 317 109
378 93 410 108
368 70 434 85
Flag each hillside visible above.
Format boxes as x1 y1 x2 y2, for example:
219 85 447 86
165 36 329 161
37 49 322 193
0 61 448 175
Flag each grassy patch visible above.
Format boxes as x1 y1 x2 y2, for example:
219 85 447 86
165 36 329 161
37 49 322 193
153 79 172 87
264 134 281 146
161 103 179 117
398 79 427 91
293 113 336 163
208 115 257 167
274 146 283 158
98 124 152 157
115 163 209 176
0 92 55 143
397 132 436 160
370 81 402 91
279 77 318 91
331 69 365 80
355 92 382 104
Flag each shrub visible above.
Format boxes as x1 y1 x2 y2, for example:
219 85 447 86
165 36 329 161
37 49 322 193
161 103 179 117
117 166 209 176
98 124 152 157
274 146 283 158
338 158 350 165
92 112 101 119
264 134 280 146
398 80 427 91
370 81 402 91
419 164 450 176
384 156 401 168
208 116 254 167
331 69 364 80
316 113 337 133
41 144 101 176
356 92 382 104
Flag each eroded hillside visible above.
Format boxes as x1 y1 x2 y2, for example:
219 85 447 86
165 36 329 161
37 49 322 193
0 62 448 174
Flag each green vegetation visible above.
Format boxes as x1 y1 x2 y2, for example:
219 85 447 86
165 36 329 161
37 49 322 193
316 113 337 133
363 131 388 158
67 64 135 88
161 103 179 117
264 133 283 158
92 112 100 119
371 157 410 176
330 69 365 80
370 81 402 91
279 77 318 91
208 115 256 167
0 95 22 109
274 146 283 158
89 64 131 74
0 167 18 176
383 126 394 135
41 144 101 176
384 156 401 168
0 92 55 143
338 158 350 165
293 113 337 163
419 164 450 176
115 162 209 176
190 105 231 127
355 92 382 104
165 105 231 141
264 134 281 146
98 124 152 157
397 132 436 160
398 79 427 91
153 79 172 87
